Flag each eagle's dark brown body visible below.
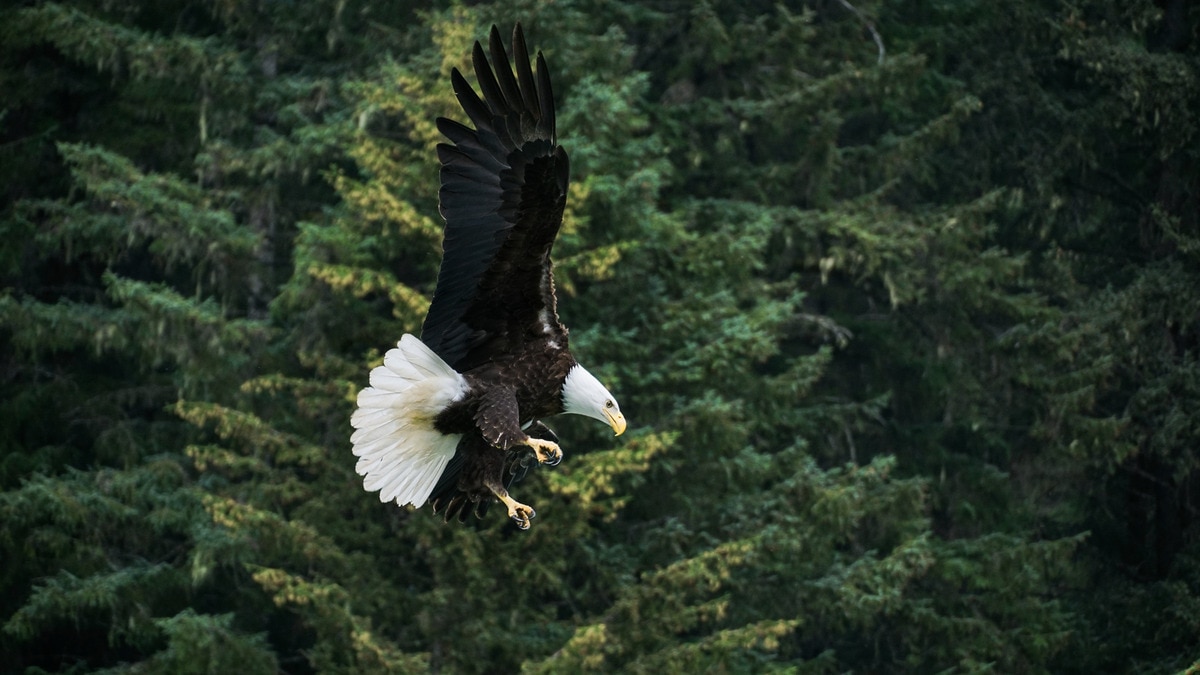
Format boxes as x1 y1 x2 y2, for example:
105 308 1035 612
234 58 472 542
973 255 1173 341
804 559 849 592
427 335 576 521
433 340 577 443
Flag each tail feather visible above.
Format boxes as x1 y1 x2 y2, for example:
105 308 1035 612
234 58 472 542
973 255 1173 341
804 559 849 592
351 419 416 447
351 334 467 508
348 407 404 432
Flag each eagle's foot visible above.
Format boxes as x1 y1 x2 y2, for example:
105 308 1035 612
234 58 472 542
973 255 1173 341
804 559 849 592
482 480 535 528
496 492 535 528
526 437 562 466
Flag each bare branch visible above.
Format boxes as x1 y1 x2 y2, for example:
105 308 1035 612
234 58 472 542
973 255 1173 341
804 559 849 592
836 0 886 65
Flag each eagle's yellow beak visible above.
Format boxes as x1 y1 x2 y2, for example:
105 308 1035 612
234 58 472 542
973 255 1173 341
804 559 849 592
606 409 627 436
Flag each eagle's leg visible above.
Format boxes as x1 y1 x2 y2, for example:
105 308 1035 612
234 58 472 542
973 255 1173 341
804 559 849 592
486 479 536 529
475 389 562 468
525 436 562 466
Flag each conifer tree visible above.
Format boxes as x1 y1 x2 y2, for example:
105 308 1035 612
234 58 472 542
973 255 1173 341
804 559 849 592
923 2 1200 670
0 0 410 669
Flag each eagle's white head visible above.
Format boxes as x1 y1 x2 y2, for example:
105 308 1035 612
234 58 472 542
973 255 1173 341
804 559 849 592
562 364 626 436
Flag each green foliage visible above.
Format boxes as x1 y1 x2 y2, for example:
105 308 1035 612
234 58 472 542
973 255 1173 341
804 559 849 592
2 0 1198 672
117 610 278 675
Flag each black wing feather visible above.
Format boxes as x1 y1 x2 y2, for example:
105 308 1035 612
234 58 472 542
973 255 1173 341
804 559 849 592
421 23 568 370
448 70 503 157
513 29 540 117
472 39 508 119
489 29 525 132
536 53 557 140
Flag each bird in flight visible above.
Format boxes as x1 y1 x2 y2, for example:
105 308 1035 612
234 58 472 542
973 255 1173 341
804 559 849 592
351 24 626 530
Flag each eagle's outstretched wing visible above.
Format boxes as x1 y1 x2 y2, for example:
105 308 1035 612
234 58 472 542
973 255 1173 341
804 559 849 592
420 23 569 372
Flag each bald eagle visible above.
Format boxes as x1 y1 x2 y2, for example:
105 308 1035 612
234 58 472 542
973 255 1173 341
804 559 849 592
350 24 626 530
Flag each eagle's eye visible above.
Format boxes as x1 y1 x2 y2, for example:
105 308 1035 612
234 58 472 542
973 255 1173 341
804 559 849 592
605 400 615 409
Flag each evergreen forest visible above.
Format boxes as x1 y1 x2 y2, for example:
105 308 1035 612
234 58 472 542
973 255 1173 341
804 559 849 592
3 0 1200 672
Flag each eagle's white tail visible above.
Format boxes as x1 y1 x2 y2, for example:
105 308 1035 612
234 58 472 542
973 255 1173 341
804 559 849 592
351 334 467 508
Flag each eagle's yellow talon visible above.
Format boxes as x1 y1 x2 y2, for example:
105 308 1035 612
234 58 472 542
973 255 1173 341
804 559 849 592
527 437 562 466
504 499 536 529
491 486 536 529
510 504 535 529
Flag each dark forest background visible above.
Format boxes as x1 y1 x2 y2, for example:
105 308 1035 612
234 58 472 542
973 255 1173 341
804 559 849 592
2 0 1199 672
